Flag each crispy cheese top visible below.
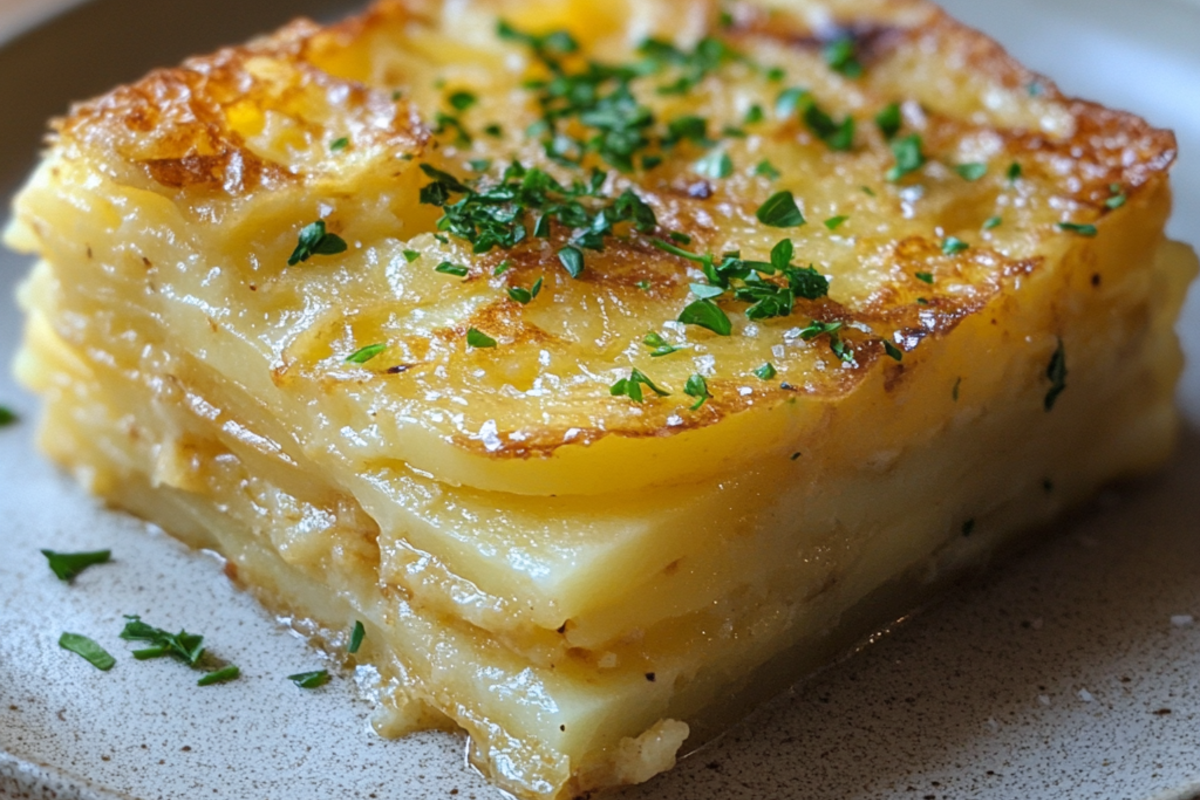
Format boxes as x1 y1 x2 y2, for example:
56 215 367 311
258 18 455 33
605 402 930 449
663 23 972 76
36 0 1175 485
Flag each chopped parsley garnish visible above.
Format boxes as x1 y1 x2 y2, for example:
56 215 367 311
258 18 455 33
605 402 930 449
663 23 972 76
942 236 970 255
120 615 205 666
558 245 585 278
0 406 16 426
41 549 111 582
348 621 366 654
684 374 712 410
983 216 1003 230
875 102 902 140
1057 222 1098 237
329 137 349 152
756 191 806 227
754 160 781 180
861 185 877 197
468 159 492 172
346 344 386 364
799 320 853 362
508 277 544 304
884 341 903 361
433 111 472 146
744 104 765 124
483 123 503 137
417 161 655 277
754 363 777 380
643 332 682 357
823 35 863 78
915 271 935 284
197 665 240 686
59 633 115 671
765 66 786 82
447 90 478 111
636 280 652 290
467 328 498 348
610 369 670 402
1106 183 1127 209
690 283 725 299
886 134 926 182
288 671 331 690
435 261 470 277
1044 338 1067 411
494 260 513 276
802 101 855 151
678 299 733 335
288 221 348 266
1007 162 1022 182
402 249 421 263
639 36 737 96
775 87 807 118
955 163 987 182
288 670 331 689
668 231 692 245
824 215 848 231
694 149 734 179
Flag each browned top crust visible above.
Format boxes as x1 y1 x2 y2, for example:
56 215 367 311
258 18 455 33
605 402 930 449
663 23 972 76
29 0 1177 463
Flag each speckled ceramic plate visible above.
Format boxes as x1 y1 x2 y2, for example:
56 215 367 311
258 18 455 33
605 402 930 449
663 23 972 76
2 1 1199 799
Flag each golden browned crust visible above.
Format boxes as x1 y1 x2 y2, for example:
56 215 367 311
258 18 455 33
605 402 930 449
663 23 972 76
32 0 1179 459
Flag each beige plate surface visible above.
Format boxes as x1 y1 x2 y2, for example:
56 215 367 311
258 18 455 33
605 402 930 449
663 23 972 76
1 0 1199 798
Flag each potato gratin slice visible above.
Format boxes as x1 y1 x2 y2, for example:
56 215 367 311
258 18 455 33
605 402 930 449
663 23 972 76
6 0 1196 797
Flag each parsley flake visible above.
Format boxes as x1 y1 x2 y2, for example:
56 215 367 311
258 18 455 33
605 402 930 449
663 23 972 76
558 245 585 278
1106 183 1127 209
884 341 903 361
799 320 853 362
348 621 366 654
874 102 902 140
508 277 544 305
1007 162 1022 182
887 134 926 182
955 163 988 182
0 406 16 426
744 104 765 124
942 237 970 255
1044 338 1067 411
824 215 848 231
403 249 421 263
288 221 348 266
983 216 1003 230
41 549 111 582
775 87 808 118
494 260 513 276
329 137 349 152
678 299 733 336
754 160 781 180
197 665 240 687
1057 222 1098 237
690 283 725 299
823 36 863 78
435 261 469 277
684 374 711 410
59 633 115 671
756 191 806 227
643 332 682 357
467 328 498 348
347 344 386 364
694 150 733 179
610 369 670 403
754 363 777 380
447 90 477 111
120 615 205 666
288 670 331 689
915 271 935 284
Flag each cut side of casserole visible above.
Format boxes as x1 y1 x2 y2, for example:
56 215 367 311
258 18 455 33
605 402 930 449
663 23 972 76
6 0 1196 797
